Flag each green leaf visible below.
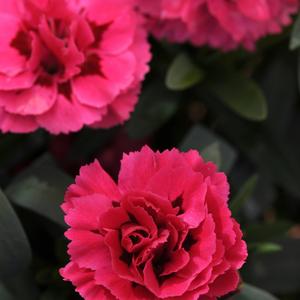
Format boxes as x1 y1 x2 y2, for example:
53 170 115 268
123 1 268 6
230 175 258 217
166 53 204 91
212 74 268 121
245 221 291 243
230 284 278 300
201 142 222 169
10 154 72 191
297 51 300 94
6 177 66 227
126 82 178 139
180 125 237 172
0 283 13 300
0 189 31 279
243 238 300 294
254 242 282 254
5 154 72 227
3 272 39 300
290 13 300 50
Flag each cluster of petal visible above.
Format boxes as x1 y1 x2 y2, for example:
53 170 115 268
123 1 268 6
135 0 299 50
60 146 247 300
0 0 151 134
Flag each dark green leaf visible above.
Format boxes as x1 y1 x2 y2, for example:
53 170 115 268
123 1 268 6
166 53 204 90
297 51 300 94
5 154 72 227
212 74 268 121
243 239 300 294
230 284 278 300
11 154 72 190
201 142 222 169
260 52 297 137
180 125 237 172
4 272 39 300
253 243 282 254
0 189 31 279
230 175 258 217
0 283 13 300
6 177 66 227
245 221 291 243
290 13 300 50
126 82 178 139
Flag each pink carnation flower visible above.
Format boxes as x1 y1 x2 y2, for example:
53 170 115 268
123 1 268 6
0 0 151 134
60 146 247 300
136 0 299 50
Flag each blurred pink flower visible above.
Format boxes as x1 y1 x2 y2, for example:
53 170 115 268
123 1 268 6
136 0 298 50
60 146 247 300
0 0 151 134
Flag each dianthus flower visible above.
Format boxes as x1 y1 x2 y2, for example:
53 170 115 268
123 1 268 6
0 0 151 133
136 0 298 50
61 146 247 300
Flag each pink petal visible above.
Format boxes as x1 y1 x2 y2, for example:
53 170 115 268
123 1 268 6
238 0 270 21
85 0 133 25
145 165 189 200
0 84 56 115
60 262 116 300
0 14 27 76
208 0 246 42
66 229 110 270
164 289 206 300
72 18 95 51
93 87 139 128
104 230 142 283
38 17 84 79
188 268 212 292
144 259 194 298
0 13 21 47
0 1 22 15
0 71 37 91
65 194 113 230
95 258 154 300
179 214 216 278
73 96 107 125
63 160 120 213
101 52 135 90
179 178 207 228
121 198 157 235
118 145 158 192
160 275 195 298
100 11 136 55
129 26 151 81
100 207 130 230
37 91 106 134
72 75 118 108
208 270 240 297
183 150 216 177
160 249 190 276
0 108 37 133
143 259 160 296
225 220 248 269
135 0 161 17
36 95 84 134
206 184 235 248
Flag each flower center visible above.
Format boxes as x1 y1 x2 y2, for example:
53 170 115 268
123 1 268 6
121 223 150 253
10 30 32 59
41 52 63 75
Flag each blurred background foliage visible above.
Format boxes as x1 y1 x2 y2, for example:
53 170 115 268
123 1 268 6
1 13 300 300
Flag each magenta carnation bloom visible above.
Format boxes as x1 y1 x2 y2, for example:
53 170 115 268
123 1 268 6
60 146 247 300
136 0 298 50
0 0 151 134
